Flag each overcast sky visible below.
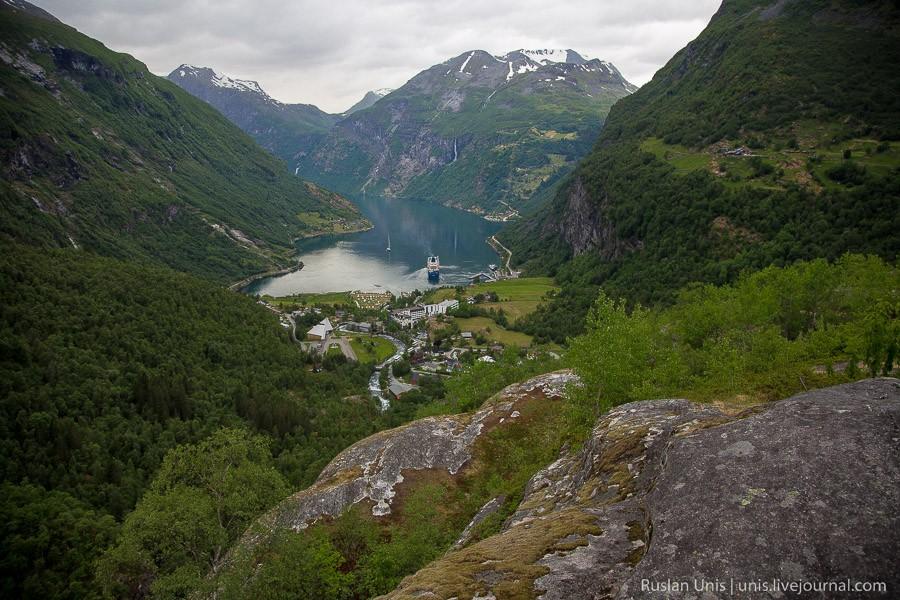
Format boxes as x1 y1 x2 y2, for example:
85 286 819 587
33 0 721 113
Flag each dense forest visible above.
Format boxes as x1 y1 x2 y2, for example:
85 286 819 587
0 243 384 598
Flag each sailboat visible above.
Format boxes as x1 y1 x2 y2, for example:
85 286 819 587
386 232 391 252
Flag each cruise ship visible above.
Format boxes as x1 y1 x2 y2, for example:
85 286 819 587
427 255 440 282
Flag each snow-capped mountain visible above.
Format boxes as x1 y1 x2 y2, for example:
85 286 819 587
174 65 269 96
295 48 637 213
168 65 338 161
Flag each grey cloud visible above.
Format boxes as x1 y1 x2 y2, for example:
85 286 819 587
33 0 720 112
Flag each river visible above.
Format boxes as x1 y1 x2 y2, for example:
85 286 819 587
244 195 503 296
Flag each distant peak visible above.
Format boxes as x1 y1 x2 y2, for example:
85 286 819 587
170 64 270 98
511 49 588 65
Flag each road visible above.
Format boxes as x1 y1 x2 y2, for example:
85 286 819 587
489 235 514 276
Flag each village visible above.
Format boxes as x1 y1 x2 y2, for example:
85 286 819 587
255 277 559 409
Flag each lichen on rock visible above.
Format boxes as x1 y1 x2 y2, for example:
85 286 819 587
383 378 900 600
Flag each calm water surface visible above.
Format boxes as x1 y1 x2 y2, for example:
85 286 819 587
244 195 502 296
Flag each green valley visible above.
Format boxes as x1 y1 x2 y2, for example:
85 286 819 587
0 3 367 282
1 0 898 598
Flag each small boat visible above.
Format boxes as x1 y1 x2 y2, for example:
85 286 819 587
386 233 391 252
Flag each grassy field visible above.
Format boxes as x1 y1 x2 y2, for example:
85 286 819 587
640 135 900 193
349 336 395 364
455 316 533 347
428 277 558 323
263 292 354 309
640 137 712 172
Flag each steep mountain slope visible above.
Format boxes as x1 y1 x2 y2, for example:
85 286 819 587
343 87 393 115
501 0 900 301
296 49 636 216
501 0 900 335
0 1 367 282
167 65 339 163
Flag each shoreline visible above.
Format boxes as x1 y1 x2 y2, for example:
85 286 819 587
230 220 374 293
228 261 304 293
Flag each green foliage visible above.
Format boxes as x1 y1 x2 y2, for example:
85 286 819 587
168 66 339 164
222 387 569 600
0 6 363 282
223 528 350 600
567 292 683 422
97 429 289 598
391 359 412 378
826 160 867 185
565 255 898 434
433 347 557 413
0 483 118 600
0 243 388 597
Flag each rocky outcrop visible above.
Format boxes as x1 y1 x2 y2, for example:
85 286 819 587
252 370 579 538
384 378 900 599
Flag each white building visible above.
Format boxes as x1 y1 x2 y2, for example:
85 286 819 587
307 317 334 341
426 299 459 315
390 299 459 327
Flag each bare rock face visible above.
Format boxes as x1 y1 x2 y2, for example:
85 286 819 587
256 370 578 535
384 378 900 599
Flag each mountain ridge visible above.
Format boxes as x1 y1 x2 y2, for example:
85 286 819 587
167 64 339 163
0 0 368 281
295 47 636 215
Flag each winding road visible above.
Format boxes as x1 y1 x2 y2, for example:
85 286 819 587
489 235 514 276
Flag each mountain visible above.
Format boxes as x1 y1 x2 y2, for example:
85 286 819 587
343 87 394 115
295 48 636 216
501 0 900 340
167 64 339 163
0 1 367 282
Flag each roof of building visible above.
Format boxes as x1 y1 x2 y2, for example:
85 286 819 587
388 381 417 397
307 318 334 338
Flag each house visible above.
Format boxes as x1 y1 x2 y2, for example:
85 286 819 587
306 317 334 341
461 331 473 340
345 321 373 334
388 381 417 399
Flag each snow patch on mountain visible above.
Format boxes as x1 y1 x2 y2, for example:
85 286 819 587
459 51 475 73
512 49 588 65
173 64 273 100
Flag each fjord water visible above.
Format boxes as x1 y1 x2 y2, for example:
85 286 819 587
244 195 502 296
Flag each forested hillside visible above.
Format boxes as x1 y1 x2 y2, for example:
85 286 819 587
0 243 384 598
502 0 900 342
0 2 367 282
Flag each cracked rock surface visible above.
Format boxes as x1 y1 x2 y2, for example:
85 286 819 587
250 370 578 539
383 378 900 599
